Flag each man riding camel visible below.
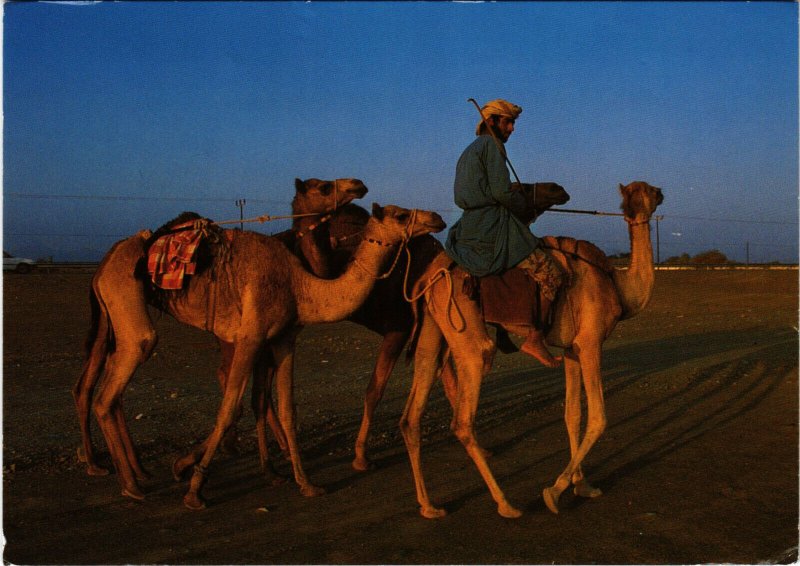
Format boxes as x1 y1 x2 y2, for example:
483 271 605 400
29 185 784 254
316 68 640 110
445 98 564 368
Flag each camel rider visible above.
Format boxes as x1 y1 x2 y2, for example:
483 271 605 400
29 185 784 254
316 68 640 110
445 98 564 368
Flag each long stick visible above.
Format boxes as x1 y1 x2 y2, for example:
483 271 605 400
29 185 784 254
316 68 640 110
466 100 625 220
549 207 625 217
467 98 523 185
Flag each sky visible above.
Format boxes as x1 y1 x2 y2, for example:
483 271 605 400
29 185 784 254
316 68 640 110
3 1 798 263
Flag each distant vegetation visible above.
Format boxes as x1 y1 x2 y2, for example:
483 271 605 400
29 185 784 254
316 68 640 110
608 249 795 266
664 249 730 265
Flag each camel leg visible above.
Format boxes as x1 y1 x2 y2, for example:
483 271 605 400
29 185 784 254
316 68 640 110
271 334 325 497
251 356 288 486
251 348 290 460
399 313 448 518
172 343 290 483
428 285 521 518
113 396 150 481
353 330 408 471
93 342 154 501
449 351 522 518
73 309 111 476
439 355 459 411
183 337 261 510
561 347 603 502
215 341 242 455
170 346 234 481
543 342 606 514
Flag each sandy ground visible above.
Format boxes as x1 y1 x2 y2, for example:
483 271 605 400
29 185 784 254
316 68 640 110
2 269 798 564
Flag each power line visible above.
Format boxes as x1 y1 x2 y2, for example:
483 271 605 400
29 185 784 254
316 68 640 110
8 192 797 226
4 192 287 205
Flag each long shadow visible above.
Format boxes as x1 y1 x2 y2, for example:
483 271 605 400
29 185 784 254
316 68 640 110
428 327 798 513
123 326 797 503
469 326 797 456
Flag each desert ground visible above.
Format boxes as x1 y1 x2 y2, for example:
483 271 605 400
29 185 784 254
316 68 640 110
2 268 798 564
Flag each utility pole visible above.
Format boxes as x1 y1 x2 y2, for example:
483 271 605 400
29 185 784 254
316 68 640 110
655 215 663 265
235 199 246 230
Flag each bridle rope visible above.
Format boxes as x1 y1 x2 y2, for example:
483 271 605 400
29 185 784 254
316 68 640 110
352 209 418 280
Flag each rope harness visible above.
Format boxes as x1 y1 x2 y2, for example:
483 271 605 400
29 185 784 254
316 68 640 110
351 209 418 280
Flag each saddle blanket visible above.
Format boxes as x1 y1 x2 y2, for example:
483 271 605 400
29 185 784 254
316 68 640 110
146 221 203 290
477 267 539 326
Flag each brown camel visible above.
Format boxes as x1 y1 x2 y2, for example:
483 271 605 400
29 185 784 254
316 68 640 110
399 181 664 518
73 178 368 478
329 182 571 471
79 197 445 508
201 182 570 480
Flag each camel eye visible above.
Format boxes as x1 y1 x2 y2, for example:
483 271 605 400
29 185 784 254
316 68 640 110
396 212 409 222
319 183 332 196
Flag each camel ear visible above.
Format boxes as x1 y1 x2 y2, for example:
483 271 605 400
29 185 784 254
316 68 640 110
371 202 384 220
295 178 307 194
618 183 626 195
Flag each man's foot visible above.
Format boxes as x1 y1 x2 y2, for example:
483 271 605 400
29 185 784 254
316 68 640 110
520 334 562 368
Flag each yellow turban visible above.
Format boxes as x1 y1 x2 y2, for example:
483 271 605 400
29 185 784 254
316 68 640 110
476 99 523 135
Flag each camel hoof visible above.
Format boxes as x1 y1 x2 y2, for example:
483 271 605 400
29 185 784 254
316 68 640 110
78 447 110 476
121 486 145 501
542 487 560 514
183 493 207 510
86 464 110 477
351 457 375 472
134 468 152 482
268 474 288 487
172 457 193 482
420 506 447 519
498 503 523 519
573 480 602 499
260 466 288 487
300 484 325 497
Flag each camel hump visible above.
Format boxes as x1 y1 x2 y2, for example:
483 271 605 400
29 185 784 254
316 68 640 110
541 236 613 274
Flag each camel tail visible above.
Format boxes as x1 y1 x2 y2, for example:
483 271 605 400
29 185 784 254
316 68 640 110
82 285 114 368
404 297 426 365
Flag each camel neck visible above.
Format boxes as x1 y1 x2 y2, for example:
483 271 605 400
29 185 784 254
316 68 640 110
293 213 336 278
292 230 397 324
613 219 655 320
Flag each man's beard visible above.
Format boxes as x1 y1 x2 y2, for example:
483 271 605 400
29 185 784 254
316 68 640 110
489 123 508 143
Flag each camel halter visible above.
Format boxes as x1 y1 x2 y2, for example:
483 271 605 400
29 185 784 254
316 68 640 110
352 209 418 280
624 216 650 227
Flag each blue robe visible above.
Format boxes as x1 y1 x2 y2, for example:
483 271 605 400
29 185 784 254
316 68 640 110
445 135 540 277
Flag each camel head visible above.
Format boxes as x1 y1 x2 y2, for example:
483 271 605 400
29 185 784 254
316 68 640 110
366 203 446 246
292 178 369 215
511 182 570 224
619 181 664 224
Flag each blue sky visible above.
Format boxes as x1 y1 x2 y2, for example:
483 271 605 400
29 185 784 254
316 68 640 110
3 1 798 262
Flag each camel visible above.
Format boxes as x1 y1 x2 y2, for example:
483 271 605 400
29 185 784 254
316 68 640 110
399 181 664 518
73 178 368 478
173 181 570 484
328 182 571 471
78 197 445 508
197 182 571 481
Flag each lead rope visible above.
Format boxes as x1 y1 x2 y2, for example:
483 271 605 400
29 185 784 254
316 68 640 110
401 258 466 333
197 179 345 230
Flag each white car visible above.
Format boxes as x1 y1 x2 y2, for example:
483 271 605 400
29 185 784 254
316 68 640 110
3 251 36 274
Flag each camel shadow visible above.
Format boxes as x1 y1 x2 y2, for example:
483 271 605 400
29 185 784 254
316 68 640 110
126 326 797 507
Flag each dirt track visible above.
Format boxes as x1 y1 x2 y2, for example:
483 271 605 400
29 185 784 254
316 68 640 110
2 269 798 564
